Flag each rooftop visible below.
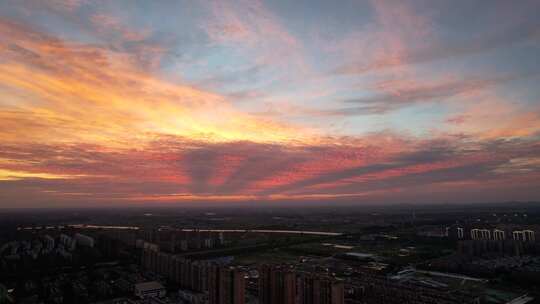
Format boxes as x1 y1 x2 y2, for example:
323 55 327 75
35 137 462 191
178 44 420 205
134 281 164 291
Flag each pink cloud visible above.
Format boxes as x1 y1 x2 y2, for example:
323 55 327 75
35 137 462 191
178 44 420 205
203 0 311 76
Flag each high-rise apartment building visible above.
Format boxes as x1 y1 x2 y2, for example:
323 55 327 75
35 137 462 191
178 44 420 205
523 230 535 242
259 265 296 304
493 229 505 241
457 227 464 239
74 233 95 247
471 229 490 240
298 274 344 304
209 265 245 304
513 230 525 241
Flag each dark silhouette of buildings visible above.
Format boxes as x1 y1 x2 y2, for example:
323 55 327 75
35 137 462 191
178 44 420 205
209 265 245 304
298 273 344 304
346 273 480 304
258 264 296 304
141 245 210 293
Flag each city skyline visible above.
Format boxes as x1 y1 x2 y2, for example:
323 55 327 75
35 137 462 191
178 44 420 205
1 0 540 207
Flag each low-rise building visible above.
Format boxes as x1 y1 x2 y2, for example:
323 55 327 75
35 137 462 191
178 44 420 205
134 281 166 299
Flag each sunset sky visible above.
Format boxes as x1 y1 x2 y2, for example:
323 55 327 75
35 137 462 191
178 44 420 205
1 0 540 208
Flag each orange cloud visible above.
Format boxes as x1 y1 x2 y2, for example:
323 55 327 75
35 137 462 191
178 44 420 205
0 18 315 147
448 92 540 139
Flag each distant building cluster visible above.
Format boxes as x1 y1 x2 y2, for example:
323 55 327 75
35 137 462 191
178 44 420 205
447 225 537 243
468 228 535 242
444 226 539 257
138 228 225 253
0 232 94 263
141 244 346 304
513 230 536 242
346 272 480 304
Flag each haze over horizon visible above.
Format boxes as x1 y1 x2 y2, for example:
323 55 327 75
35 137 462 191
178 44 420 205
1 0 540 208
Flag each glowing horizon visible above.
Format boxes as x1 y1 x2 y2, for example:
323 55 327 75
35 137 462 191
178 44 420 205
1 0 539 207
